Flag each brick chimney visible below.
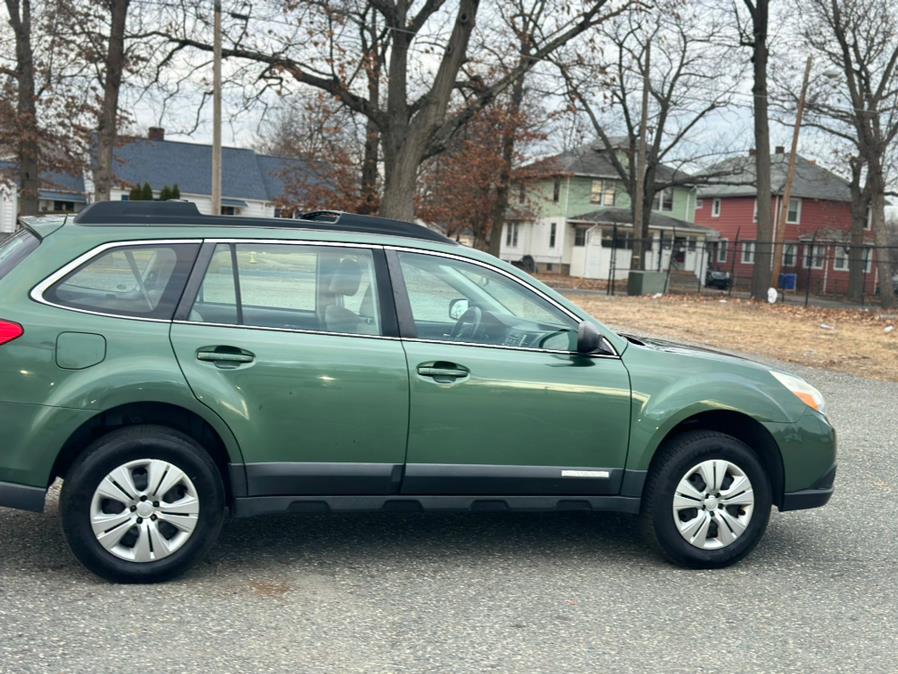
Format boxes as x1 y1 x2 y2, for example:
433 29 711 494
775 145 785 154
148 127 165 141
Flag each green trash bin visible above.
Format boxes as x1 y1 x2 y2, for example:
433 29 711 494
627 271 667 296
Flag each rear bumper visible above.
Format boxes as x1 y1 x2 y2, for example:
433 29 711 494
780 465 836 512
0 481 46 512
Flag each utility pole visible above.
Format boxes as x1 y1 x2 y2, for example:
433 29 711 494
771 55 812 284
211 0 222 215
632 41 650 271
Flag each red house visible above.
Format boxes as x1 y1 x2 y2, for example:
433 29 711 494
696 148 877 296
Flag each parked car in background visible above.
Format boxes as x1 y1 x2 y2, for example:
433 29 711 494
0 202 835 582
705 268 733 290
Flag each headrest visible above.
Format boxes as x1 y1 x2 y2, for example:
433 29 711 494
328 257 362 296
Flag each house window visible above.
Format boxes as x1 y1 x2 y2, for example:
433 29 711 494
590 180 615 206
549 222 557 248
741 242 756 264
783 244 797 267
865 207 872 231
712 198 721 217
696 198 704 210
717 239 728 263
833 246 849 271
600 231 632 249
120 194 129 201
53 200 75 212
655 188 674 212
552 178 561 202
574 228 587 247
803 244 824 269
687 237 697 252
505 222 519 248
752 199 757 223
787 198 802 224
221 206 238 216
518 182 526 204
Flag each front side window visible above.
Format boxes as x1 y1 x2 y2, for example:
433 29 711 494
189 243 381 336
45 243 198 318
398 252 578 351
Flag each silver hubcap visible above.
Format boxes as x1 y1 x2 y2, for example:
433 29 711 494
90 459 200 563
672 460 754 550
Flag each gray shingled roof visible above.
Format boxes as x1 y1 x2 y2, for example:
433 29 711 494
526 141 690 184
697 152 852 202
568 207 717 234
99 137 324 202
0 160 85 194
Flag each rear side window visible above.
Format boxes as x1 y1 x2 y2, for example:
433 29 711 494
189 243 382 336
44 243 199 319
0 230 40 282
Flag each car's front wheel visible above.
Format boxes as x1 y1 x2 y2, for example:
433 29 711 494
60 425 225 583
642 430 772 568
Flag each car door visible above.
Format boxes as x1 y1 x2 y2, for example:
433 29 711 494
389 249 632 496
170 240 408 496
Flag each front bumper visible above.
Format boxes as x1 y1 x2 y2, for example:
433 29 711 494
0 481 46 512
780 464 836 512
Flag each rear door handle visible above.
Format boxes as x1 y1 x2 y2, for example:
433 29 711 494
196 347 255 367
416 362 470 382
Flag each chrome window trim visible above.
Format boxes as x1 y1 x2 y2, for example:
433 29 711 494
384 244 620 358
172 319 402 342
30 238 203 324
203 238 379 250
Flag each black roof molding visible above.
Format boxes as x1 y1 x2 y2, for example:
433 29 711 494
73 201 456 244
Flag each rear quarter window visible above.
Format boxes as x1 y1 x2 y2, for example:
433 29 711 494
0 230 40 282
42 242 199 319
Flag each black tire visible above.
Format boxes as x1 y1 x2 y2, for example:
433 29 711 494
60 425 226 583
641 430 772 569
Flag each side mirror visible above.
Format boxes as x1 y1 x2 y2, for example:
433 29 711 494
449 298 470 320
576 321 603 354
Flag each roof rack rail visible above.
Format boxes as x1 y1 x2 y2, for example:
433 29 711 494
73 201 455 244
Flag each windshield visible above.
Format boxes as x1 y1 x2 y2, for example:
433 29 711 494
0 230 39 282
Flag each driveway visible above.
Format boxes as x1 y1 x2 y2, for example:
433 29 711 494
0 362 895 673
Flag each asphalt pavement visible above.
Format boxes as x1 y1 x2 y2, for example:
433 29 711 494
1 361 896 673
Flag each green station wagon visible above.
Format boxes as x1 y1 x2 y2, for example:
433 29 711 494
0 202 836 582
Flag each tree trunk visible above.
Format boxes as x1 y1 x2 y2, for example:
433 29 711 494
7 0 39 217
487 73 527 259
747 1 772 300
359 117 379 215
869 163 895 308
846 158 870 303
379 125 419 222
94 0 130 203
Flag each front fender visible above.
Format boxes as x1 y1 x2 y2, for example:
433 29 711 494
623 346 804 472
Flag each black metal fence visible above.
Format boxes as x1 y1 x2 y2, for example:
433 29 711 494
601 227 898 307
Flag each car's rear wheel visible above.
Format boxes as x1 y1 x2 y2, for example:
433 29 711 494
60 425 225 583
641 430 772 568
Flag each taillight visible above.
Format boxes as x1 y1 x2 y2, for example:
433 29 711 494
0 321 24 346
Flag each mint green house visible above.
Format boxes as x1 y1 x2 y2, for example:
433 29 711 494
501 143 716 280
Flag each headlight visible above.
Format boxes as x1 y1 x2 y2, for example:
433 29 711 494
770 371 826 415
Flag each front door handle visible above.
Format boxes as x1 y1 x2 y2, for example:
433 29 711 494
196 347 255 367
416 362 470 382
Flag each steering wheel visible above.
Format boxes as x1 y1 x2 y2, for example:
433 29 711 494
450 305 483 341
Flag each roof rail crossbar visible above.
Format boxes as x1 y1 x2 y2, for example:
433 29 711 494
73 201 455 244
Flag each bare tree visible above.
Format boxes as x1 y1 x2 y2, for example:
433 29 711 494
3 0 39 215
797 0 898 307
739 0 774 300
558 0 740 270
94 0 130 202
155 0 618 222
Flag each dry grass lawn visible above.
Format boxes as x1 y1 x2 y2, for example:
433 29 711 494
569 294 898 382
